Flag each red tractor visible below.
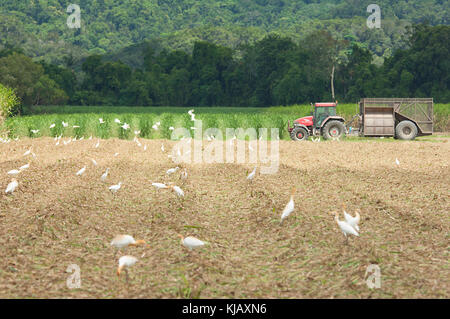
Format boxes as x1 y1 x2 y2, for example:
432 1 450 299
288 102 346 141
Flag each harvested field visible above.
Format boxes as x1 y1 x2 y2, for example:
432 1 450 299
0 137 449 298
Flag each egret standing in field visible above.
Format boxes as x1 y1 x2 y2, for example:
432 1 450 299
76 166 86 176
111 235 146 257
178 234 205 251
171 185 184 197
62 121 69 128
19 163 30 171
395 158 400 166
117 255 138 283
7 169 21 176
342 204 361 232
166 167 179 175
91 158 98 166
101 168 109 182
109 182 122 193
330 211 359 244
5 179 18 194
247 167 257 180
280 187 296 224
152 182 168 190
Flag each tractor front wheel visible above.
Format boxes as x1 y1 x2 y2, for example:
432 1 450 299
290 126 309 141
322 120 345 140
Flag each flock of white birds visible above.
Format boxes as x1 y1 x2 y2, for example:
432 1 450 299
2 107 402 283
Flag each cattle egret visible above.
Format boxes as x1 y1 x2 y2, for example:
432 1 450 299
144 145 147 151
19 163 30 171
99 118 105 124
152 182 168 190
89 136 93 140
114 119 121 124
178 235 205 251
55 140 60 146
49 123 56 129
249 144 254 152
121 123 130 130
114 152 119 157
395 158 400 166
62 121 68 127
5 179 18 194
23 148 32 156
134 130 140 135
342 204 360 232
280 187 296 224
76 166 86 176
166 167 179 175
330 211 359 243
101 168 109 182
117 255 138 282
152 124 159 130
169 127 174 131
161 144 165 152
73 125 80 128
111 235 146 252
171 185 184 197
190 127 197 130
95 140 100 148
109 182 122 193
7 169 20 176
247 167 257 180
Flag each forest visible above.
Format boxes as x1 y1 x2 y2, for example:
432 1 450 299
0 24 448 109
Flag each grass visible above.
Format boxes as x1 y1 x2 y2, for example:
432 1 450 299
1 104 448 140
0 137 449 298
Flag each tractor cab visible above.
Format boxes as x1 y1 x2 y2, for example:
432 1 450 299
313 103 337 128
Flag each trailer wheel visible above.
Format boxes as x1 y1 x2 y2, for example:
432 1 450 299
395 120 418 140
322 121 345 140
290 126 308 141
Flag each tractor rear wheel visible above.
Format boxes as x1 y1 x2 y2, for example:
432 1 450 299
395 120 418 140
290 126 309 141
322 120 345 140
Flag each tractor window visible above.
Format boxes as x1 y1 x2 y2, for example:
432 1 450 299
315 107 336 127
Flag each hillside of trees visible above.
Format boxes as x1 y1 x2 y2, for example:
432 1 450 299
1 24 448 109
1 0 449 66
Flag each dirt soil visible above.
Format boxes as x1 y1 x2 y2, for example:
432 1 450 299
0 137 449 298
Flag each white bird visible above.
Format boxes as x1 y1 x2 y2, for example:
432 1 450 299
101 168 109 182
19 163 30 171
134 130 140 135
114 152 119 157
114 118 121 124
91 158 98 166
395 158 400 166
190 127 197 130
330 211 359 243
166 167 179 175
152 182 168 190
76 166 86 176
152 124 159 130
23 149 32 156
117 255 138 281
161 144 165 152
55 140 60 146
342 204 360 232
99 118 105 124
95 140 100 148
62 121 68 127
171 185 184 197
169 127 174 131
63 138 71 145
49 123 56 129
121 123 130 130
73 125 80 128
5 179 18 194
111 235 146 250
247 167 257 180
178 235 205 251
280 187 296 224
109 182 122 193
248 144 254 152
144 145 147 151
7 169 21 176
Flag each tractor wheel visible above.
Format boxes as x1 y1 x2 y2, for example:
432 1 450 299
290 126 309 141
395 120 418 140
322 120 345 140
